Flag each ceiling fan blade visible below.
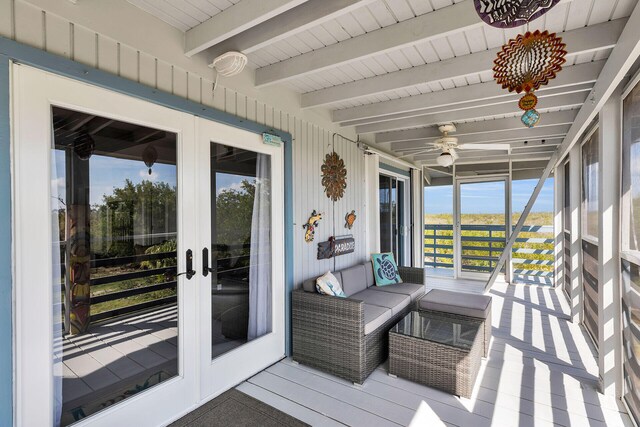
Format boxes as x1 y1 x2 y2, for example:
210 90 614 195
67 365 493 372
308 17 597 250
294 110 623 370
458 143 511 152
449 148 459 160
398 147 440 159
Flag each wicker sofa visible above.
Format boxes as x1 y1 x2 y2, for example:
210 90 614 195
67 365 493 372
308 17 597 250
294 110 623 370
292 262 426 384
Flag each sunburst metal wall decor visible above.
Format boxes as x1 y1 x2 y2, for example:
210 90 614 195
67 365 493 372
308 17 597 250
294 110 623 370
493 30 566 127
321 152 347 202
474 0 561 28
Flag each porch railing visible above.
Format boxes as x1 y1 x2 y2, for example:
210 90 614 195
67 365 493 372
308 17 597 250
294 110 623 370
60 242 252 331
424 224 554 285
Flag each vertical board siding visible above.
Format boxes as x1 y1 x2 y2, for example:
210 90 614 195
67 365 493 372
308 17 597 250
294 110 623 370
2 1 369 290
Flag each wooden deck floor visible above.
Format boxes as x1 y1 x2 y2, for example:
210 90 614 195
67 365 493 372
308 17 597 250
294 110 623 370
61 305 178 413
237 280 633 427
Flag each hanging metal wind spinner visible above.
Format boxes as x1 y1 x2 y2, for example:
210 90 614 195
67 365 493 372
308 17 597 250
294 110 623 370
493 30 567 128
474 0 561 28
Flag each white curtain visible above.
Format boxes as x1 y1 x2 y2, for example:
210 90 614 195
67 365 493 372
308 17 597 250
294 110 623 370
247 154 271 341
51 147 63 426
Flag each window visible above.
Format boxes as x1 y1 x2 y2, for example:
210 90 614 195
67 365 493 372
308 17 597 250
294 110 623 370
581 128 599 345
582 131 599 240
621 79 640 424
563 161 571 299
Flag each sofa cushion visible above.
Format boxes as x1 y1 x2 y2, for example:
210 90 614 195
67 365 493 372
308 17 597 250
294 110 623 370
340 264 368 296
370 282 425 302
418 289 492 319
350 288 410 316
371 253 403 286
302 278 316 293
302 271 342 293
364 262 375 287
316 271 346 297
364 304 392 335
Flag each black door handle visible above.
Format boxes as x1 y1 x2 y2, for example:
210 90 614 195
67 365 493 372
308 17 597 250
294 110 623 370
176 249 196 280
202 247 214 277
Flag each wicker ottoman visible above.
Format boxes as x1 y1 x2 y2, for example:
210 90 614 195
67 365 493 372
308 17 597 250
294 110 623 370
389 311 483 398
416 289 492 357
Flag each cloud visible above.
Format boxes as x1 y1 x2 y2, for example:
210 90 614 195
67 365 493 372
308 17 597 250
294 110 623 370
139 169 159 181
217 181 245 195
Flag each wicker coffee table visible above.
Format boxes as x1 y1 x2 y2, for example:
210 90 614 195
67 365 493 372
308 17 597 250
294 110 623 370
388 310 483 398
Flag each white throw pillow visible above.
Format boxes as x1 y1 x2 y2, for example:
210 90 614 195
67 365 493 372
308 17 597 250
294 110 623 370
316 271 346 297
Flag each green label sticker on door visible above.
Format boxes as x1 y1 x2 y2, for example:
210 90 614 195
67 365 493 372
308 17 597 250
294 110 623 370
262 133 282 147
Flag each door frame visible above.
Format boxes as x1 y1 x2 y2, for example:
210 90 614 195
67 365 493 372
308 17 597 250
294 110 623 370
378 170 411 266
454 174 510 280
3 36 295 427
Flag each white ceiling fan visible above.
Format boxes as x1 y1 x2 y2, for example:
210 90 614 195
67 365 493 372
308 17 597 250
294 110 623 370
400 124 511 167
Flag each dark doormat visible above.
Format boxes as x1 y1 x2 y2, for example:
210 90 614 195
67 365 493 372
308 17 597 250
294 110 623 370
169 388 310 427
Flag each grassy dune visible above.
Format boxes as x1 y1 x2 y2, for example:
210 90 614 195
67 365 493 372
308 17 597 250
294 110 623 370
424 212 554 275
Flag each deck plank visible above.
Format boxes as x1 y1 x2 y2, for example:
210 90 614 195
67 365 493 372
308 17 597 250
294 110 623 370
247 370 401 426
236 382 347 427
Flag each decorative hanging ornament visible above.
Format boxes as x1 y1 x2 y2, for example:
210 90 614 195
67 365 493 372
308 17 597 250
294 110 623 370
518 92 538 110
474 0 561 28
321 152 347 202
521 108 541 128
493 30 567 94
142 145 158 175
73 132 95 161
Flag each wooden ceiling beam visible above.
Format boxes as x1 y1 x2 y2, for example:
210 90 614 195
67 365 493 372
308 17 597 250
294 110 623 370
185 0 307 57
301 19 625 108
556 2 640 163
332 61 603 124
357 92 585 134
379 110 577 145
205 0 377 59
255 0 483 87
391 126 569 151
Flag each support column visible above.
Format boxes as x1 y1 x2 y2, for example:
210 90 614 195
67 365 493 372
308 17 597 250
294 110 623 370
554 163 563 288
365 153 380 256
569 144 582 324
411 168 424 268
597 89 622 397
67 149 91 334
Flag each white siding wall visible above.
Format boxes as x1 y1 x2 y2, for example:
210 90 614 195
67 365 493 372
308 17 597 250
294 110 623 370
0 0 369 287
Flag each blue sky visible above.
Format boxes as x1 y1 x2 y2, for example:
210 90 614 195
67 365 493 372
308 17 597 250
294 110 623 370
425 178 554 214
52 151 177 207
52 150 252 208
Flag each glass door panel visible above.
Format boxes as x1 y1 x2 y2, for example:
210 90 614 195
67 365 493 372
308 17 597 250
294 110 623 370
197 118 284 401
457 179 507 278
379 174 406 264
379 175 392 253
51 107 181 425
424 184 455 277
209 143 272 359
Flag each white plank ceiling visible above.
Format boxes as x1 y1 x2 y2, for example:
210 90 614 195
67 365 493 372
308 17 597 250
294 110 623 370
128 0 639 169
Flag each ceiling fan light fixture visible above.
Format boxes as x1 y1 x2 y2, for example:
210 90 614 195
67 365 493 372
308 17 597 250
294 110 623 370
436 151 454 167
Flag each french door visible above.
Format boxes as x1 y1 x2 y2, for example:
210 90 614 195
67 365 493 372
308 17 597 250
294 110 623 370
12 65 284 427
196 117 285 399
455 177 509 280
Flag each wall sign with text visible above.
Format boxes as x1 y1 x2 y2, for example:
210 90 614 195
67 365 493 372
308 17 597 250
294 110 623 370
317 236 355 260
